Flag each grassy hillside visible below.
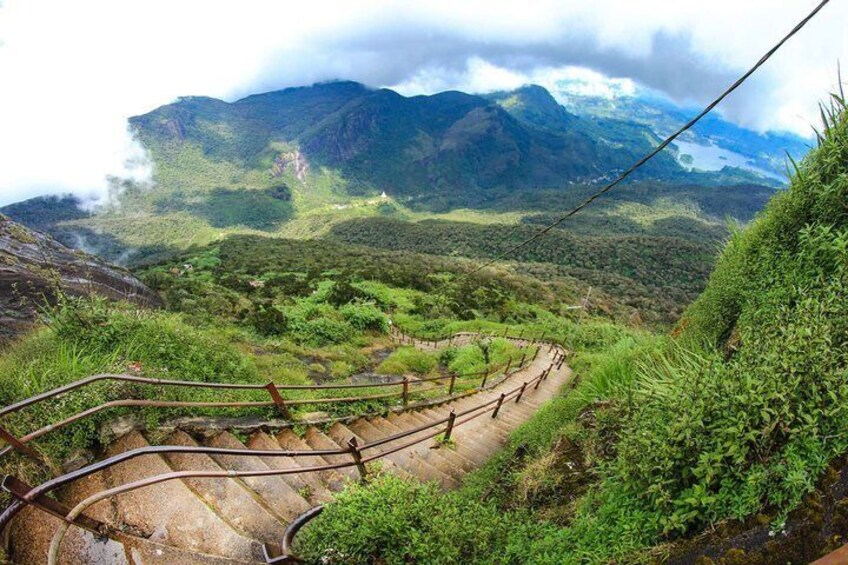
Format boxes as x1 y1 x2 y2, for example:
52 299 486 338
293 96 848 563
0 229 623 491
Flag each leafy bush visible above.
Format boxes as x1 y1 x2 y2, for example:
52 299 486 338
445 343 486 376
340 303 388 332
376 347 437 375
297 474 540 565
300 318 355 346
246 302 288 336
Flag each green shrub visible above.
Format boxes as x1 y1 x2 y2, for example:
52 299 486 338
376 347 437 375
445 343 486 376
297 474 540 565
340 303 388 332
0 296 262 470
300 318 355 346
247 302 288 336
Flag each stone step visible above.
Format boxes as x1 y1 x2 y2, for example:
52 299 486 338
392 428 475 480
302 427 360 482
324 422 412 480
8 505 261 565
246 431 334 505
369 413 458 488
275 429 347 492
203 431 312 523
378 414 477 472
101 431 263 561
348 417 454 486
160 430 285 547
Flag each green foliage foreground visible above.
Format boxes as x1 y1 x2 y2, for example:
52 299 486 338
296 99 848 563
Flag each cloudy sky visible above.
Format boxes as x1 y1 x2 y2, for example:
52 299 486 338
0 0 845 206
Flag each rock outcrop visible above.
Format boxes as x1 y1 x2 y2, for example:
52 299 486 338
0 213 161 342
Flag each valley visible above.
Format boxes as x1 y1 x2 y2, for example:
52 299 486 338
0 57 845 565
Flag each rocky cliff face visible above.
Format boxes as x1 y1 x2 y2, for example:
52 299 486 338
0 214 161 341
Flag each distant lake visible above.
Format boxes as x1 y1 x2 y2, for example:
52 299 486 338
674 140 782 180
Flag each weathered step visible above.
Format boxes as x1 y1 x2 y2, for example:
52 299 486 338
396 410 480 479
363 414 458 489
101 431 263 561
8 505 126 565
204 431 312 522
324 422 413 480
407 410 503 465
160 430 285 547
302 427 361 482
59 455 117 526
246 431 334 505
276 429 347 492
378 414 477 473
347 417 454 486
8 505 260 565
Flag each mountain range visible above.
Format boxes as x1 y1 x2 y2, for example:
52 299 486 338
0 81 807 315
551 78 811 179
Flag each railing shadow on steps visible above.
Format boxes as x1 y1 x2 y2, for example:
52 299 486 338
0 329 565 564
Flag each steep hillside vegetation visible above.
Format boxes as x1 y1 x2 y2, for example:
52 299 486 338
0 214 160 341
292 97 848 563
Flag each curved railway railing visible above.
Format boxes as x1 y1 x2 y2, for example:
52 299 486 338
0 328 565 564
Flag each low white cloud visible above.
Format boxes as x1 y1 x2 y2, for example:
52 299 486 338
0 0 845 206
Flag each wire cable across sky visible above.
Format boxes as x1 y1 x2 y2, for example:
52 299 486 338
442 0 831 289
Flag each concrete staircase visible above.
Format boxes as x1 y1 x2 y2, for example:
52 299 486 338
7 336 570 564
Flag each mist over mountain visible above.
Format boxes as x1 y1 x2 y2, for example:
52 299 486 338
550 78 811 180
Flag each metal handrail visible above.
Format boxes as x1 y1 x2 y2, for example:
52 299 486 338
0 328 560 564
39 366 554 564
0 335 531 463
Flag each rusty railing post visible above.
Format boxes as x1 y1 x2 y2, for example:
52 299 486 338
448 373 457 396
539 331 547 343
504 358 512 376
443 410 457 441
265 382 292 419
480 366 490 388
4 476 108 534
557 355 565 370
534 372 544 389
0 426 48 468
503 327 509 337
515 382 528 403
519 353 526 368
492 393 506 418
518 328 524 340
347 437 368 482
532 347 540 362
402 377 409 407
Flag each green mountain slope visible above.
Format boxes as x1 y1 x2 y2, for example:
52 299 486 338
289 95 848 565
553 79 811 179
1 81 788 327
